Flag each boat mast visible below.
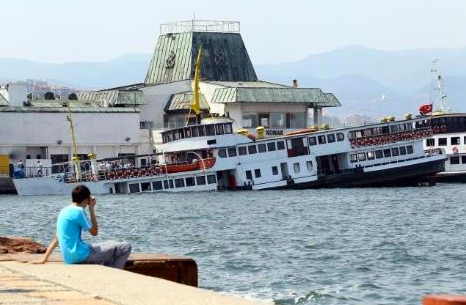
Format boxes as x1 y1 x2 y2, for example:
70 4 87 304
192 45 203 124
431 59 447 112
66 100 80 181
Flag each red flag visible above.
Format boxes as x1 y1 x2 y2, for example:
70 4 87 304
419 104 433 115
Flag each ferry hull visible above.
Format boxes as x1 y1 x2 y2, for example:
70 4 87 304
13 178 111 196
290 157 446 188
435 171 466 183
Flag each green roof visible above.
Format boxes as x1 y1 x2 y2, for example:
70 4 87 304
145 32 257 85
0 93 8 106
165 92 209 112
0 99 139 113
78 90 144 106
211 87 341 107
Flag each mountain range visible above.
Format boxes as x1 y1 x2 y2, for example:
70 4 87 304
1 45 466 118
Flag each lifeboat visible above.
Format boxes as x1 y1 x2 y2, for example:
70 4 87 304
164 158 216 173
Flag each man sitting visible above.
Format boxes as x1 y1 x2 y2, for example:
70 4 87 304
32 185 131 269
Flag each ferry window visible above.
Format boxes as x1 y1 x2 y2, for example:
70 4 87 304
358 153 366 161
207 139 217 145
246 170 253 180
174 130 180 140
196 176 206 185
306 161 313 172
399 146 407 155
198 126 206 137
152 181 163 190
169 180 174 188
337 133 345 141
163 180 169 189
175 178 185 188
308 137 317 146
191 127 198 137
375 150 383 159
383 149 391 158
141 182 151 192
207 174 217 184
224 124 232 134
350 154 358 163
450 156 460 165
248 145 257 154
272 166 279 175
348 131 355 140
186 177 195 187
185 128 191 138
367 151 375 160
218 149 227 158
462 156 466 164
426 138 435 147
254 169 262 178
129 184 140 193
215 124 224 135
363 129 373 137
293 163 300 173
327 134 336 143
318 135 326 144
267 142 276 151
464 136 466 145
407 145 414 154
206 125 215 136
258 144 267 153
438 138 447 146
451 137 460 145
391 147 400 157
239 147 247 155
227 148 237 157
277 141 285 150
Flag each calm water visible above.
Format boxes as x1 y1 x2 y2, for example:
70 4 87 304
2 184 466 305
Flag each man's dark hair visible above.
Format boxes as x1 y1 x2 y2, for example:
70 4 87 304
72 185 91 204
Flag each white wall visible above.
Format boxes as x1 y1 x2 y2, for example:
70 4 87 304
0 84 28 106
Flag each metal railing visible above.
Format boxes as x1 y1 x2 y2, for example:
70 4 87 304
160 20 240 35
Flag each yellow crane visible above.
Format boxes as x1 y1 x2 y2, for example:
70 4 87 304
66 101 81 181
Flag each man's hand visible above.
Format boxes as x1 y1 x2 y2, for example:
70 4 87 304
29 258 46 264
88 196 96 208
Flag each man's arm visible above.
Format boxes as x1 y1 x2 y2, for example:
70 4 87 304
88 197 98 236
30 235 58 264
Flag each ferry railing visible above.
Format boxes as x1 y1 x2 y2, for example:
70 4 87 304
349 127 433 149
14 166 52 178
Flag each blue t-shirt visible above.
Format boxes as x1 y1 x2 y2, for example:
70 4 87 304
56 205 92 264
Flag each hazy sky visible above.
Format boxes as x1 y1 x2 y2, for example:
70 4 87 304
1 0 465 64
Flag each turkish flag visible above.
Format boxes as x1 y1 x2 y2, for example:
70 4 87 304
419 104 433 115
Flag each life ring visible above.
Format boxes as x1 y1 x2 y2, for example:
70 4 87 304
433 126 440 133
440 125 447 132
453 146 459 154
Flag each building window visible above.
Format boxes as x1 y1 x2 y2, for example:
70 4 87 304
450 156 460 164
270 113 286 128
399 146 407 155
140 121 153 129
248 145 257 154
375 150 383 159
350 154 358 163
186 177 195 187
293 163 300 173
451 137 460 145
327 134 336 143
367 151 375 160
175 178 185 188
254 169 261 178
267 142 276 151
238 147 247 155
426 138 435 147
196 176 206 185
383 149 392 158
227 147 237 157
242 114 258 128
258 143 267 153
308 137 317 146
152 181 163 190
438 138 447 146
318 135 326 144
358 152 366 161
258 113 270 127
218 149 227 158
272 166 279 175
277 141 285 150
391 147 400 157
306 161 313 172
407 145 414 154
337 133 345 141
207 175 216 184
246 170 252 180
289 113 305 128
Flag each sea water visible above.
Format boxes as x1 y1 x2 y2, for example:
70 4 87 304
2 184 466 305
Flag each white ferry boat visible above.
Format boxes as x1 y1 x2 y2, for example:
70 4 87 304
13 117 446 195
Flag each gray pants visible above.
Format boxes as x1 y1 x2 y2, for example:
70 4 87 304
85 241 132 269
